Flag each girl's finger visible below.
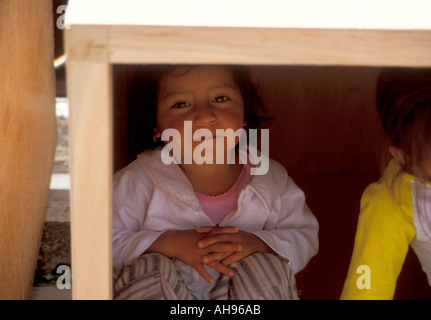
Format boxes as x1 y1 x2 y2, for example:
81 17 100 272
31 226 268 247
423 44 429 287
194 263 215 284
207 261 235 278
202 251 236 264
221 252 244 266
196 226 239 234
204 242 242 255
195 226 214 234
197 233 240 249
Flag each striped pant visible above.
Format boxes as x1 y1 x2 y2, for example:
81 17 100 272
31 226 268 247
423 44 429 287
113 253 299 300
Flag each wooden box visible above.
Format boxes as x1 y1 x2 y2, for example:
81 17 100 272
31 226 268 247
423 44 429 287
65 0 431 299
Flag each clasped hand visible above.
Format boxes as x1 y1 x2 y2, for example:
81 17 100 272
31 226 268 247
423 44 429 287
152 226 271 283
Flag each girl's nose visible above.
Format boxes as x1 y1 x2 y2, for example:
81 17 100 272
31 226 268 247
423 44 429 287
194 102 217 127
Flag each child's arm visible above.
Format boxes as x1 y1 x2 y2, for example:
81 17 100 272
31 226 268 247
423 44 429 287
340 181 416 299
252 176 319 273
146 227 242 283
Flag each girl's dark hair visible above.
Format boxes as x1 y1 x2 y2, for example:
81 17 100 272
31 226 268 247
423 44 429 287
376 67 431 177
127 64 272 157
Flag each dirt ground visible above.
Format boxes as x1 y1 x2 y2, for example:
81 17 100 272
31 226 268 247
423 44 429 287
35 113 70 282
53 115 69 174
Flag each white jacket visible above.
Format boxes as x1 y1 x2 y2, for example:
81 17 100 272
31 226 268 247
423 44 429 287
113 148 319 299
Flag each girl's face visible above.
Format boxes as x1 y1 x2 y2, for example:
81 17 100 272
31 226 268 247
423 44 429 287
155 66 245 161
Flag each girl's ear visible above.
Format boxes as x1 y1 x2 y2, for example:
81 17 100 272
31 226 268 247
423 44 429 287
153 128 161 141
388 145 406 164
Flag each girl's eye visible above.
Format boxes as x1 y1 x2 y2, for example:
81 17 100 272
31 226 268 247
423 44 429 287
213 96 229 103
172 101 190 109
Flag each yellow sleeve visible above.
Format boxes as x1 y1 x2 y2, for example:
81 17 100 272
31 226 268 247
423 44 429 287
340 180 416 300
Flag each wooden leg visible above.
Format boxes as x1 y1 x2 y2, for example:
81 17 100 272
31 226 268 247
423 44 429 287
66 29 113 298
0 0 56 299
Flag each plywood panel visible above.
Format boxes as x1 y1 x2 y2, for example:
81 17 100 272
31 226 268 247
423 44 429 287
253 66 385 176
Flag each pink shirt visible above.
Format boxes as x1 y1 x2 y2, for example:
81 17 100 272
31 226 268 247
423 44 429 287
195 165 252 225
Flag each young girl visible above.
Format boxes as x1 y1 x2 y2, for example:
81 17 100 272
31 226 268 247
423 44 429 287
341 68 431 299
112 65 319 300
